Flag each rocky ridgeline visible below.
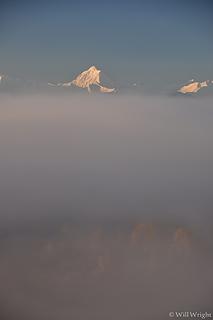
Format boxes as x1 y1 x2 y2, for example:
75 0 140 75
1 67 212 95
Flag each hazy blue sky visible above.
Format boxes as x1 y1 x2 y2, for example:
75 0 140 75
0 0 212 86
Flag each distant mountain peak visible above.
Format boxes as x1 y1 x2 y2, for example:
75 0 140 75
177 79 212 94
50 66 116 93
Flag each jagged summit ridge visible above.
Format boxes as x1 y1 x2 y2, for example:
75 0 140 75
177 79 212 94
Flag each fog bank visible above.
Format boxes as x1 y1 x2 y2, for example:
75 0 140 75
0 94 213 319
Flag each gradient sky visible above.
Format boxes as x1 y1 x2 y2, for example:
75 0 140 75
0 0 213 87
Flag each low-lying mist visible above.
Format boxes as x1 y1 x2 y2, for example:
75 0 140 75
0 93 213 319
